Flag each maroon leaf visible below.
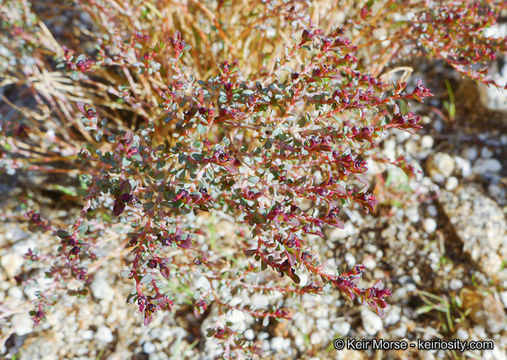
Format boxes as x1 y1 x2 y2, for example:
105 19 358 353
113 198 126 216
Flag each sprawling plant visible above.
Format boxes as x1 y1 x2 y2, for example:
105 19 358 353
1 0 505 357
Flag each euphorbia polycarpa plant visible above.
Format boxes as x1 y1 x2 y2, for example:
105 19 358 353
2 0 504 357
39 28 430 325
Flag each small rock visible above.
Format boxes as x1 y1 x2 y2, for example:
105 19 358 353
12 313 33 336
81 330 94 340
329 222 358 240
456 328 469 340
481 294 506 334
316 318 330 329
421 135 434 149
0 253 24 278
384 306 401 326
390 323 407 338
454 156 472 178
244 329 255 340
250 294 270 309
463 147 478 161
361 308 383 335
438 185 507 278
294 334 306 350
90 272 114 302
391 287 409 302
404 140 418 154
445 176 458 191
449 279 463 291
194 276 211 291
363 256 376 270
271 337 290 352
433 119 443 132
472 325 488 340
405 207 419 223
7 286 23 300
423 218 437 233
431 173 445 184
472 158 502 174
426 152 455 179
488 184 505 202
345 253 356 267
332 320 351 336
143 342 156 354
310 331 326 345
427 205 438 217
261 339 271 352
95 325 114 343
481 147 494 158
500 291 507 309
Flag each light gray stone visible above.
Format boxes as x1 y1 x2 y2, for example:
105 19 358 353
423 218 437 233
332 320 351 336
472 158 502 174
0 253 24 278
438 185 507 278
454 156 472 178
384 306 401 326
361 308 383 335
95 325 114 343
143 342 156 354
426 152 455 179
445 176 458 191
90 272 114 302
12 313 33 336
421 135 434 149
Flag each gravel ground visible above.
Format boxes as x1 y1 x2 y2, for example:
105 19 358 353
1 47 506 360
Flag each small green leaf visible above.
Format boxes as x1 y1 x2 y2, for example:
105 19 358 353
248 176 259 184
57 230 71 238
77 224 88 234
197 124 207 134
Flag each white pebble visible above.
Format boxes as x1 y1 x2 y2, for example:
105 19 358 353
427 205 438 217
421 135 434 149
81 330 94 340
0 254 24 278
384 306 401 326
454 156 472 177
271 337 290 351
445 176 459 191
363 256 376 270
344 253 356 267
244 329 255 340
95 325 114 343
406 207 420 223
449 279 463 290
427 152 455 178
90 272 114 302
361 308 383 335
423 218 437 233
143 342 156 354
12 313 33 336
463 147 478 161
316 318 330 329
499 291 507 308
473 158 502 174
332 320 351 336
481 147 493 158
456 328 469 340
391 323 407 338
488 184 504 199
7 287 23 300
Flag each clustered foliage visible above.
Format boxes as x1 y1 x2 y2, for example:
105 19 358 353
1 0 505 357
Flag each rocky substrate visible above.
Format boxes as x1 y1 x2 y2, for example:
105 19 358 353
1 77 506 359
